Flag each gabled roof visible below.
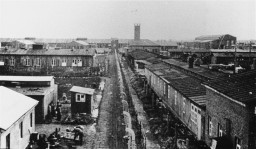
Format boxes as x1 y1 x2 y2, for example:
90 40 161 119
70 86 95 95
129 39 160 47
0 76 53 82
0 48 95 56
0 86 38 130
129 50 158 60
203 70 256 104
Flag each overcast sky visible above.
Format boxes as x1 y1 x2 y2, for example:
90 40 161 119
0 0 255 40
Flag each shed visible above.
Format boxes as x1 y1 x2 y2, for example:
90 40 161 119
70 86 95 115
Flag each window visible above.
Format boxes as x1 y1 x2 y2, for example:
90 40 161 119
52 59 56 66
174 91 177 105
25 58 30 66
62 59 67 66
76 93 86 102
30 113 33 127
191 104 198 124
218 123 223 137
10 59 15 66
36 58 41 66
183 97 186 114
20 121 23 138
163 82 166 95
168 86 171 99
77 59 82 66
235 137 241 149
208 116 213 136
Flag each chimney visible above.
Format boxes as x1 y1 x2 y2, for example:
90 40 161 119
188 56 194 68
134 24 140 40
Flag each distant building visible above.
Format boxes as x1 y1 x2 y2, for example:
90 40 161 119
66 40 90 49
70 86 95 115
154 40 178 57
0 76 57 123
194 34 237 49
0 86 38 149
203 70 256 149
0 47 95 73
129 25 161 53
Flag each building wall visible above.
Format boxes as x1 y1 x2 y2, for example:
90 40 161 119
0 107 36 149
205 88 250 148
1 55 94 69
145 68 205 140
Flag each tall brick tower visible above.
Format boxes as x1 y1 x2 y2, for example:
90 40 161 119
134 24 140 40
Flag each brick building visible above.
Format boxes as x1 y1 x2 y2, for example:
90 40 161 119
202 70 256 149
0 47 95 74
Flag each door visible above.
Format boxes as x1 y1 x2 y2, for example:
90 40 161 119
6 133 10 149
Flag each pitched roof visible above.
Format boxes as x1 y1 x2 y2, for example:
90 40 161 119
154 40 178 46
129 39 160 47
163 59 227 81
16 40 35 45
70 86 95 95
129 50 158 60
0 86 38 130
203 70 256 104
71 40 89 46
87 39 111 44
0 76 53 82
0 48 95 56
195 35 225 41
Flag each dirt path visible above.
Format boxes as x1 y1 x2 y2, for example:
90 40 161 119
85 51 126 149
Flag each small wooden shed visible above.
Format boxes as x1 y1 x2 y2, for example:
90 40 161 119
70 86 95 115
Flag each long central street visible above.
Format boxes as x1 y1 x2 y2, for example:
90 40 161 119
85 51 126 149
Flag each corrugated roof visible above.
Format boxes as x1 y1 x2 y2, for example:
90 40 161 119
70 86 95 95
129 50 158 60
203 70 256 104
164 76 206 107
129 39 160 47
0 76 53 82
0 48 95 56
0 86 38 130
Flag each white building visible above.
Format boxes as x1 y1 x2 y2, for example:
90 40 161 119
0 86 38 149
